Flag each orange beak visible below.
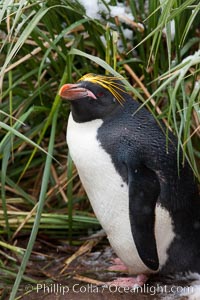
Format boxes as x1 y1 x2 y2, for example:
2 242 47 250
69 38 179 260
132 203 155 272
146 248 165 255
59 83 97 100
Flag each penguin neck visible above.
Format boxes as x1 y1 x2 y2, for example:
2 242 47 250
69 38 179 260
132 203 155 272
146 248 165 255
71 105 95 123
70 101 123 123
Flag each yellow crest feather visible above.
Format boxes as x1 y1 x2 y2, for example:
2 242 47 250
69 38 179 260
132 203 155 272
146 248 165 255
78 73 127 104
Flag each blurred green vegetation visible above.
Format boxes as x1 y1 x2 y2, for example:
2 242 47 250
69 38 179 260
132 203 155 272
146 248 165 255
0 0 200 298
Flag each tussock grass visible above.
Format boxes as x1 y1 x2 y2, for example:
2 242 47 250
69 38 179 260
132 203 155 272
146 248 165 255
0 0 199 298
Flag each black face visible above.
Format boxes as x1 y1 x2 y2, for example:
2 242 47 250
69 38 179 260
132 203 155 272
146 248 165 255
59 78 126 123
71 81 122 122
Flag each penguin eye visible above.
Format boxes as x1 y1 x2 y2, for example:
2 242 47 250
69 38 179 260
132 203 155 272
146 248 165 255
96 92 104 98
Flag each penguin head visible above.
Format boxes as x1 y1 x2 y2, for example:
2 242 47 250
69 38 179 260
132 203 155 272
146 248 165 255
59 73 128 122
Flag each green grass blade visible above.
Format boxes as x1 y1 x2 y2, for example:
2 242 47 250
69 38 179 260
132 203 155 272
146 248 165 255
9 62 69 300
1 142 11 239
0 121 53 159
9 114 57 299
1 6 49 77
180 2 200 46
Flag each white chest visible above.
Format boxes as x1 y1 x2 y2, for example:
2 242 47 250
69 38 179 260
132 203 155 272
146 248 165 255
67 113 175 274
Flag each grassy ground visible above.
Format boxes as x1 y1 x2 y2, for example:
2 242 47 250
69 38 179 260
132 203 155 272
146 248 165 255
0 0 200 299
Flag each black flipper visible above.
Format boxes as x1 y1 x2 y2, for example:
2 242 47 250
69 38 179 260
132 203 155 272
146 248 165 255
128 163 160 271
